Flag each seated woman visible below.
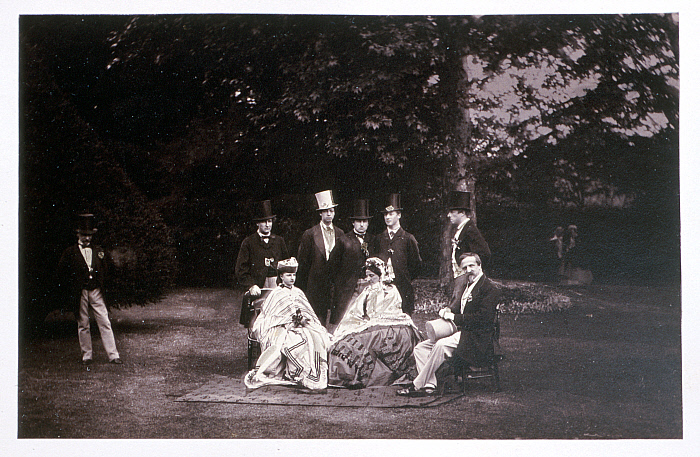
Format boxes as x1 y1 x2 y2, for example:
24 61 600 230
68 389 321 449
244 257 332 391
329 257 423 388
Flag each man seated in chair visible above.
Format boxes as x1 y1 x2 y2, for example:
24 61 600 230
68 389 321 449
398 253 501 397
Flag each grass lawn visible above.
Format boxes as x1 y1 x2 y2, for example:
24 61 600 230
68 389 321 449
17 280 682 445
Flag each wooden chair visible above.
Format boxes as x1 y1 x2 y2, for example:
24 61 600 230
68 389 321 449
458 354 504 393
437 305 504 394
242 289 273 370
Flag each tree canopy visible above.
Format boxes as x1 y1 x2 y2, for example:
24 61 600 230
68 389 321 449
20 14 679 319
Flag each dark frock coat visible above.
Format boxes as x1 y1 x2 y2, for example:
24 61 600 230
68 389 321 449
235 233 289 290
328 231 373 324
370 227 422 314
453 219 491 269
296 224 344 322
448 273 502 367
57 244 109 315
235 233 289 326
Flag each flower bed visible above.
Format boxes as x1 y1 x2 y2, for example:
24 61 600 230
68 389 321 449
413 278 572 315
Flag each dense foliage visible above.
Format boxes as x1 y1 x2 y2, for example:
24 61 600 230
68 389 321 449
20 14 679 326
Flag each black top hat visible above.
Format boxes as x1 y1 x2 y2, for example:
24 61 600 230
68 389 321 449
349 199 372 220
381 194 402 213
251 200 276 221
446 191 472 211
76 213 98 234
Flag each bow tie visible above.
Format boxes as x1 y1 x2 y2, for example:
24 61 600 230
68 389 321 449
323 226 334 232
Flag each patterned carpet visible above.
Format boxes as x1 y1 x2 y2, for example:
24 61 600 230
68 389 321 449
175 375 462 408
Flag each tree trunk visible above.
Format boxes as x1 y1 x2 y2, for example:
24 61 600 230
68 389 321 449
439 53 478 293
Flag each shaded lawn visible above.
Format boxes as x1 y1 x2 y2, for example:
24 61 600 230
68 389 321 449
18 283 682 439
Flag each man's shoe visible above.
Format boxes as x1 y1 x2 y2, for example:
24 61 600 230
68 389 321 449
109 358 123 365
81 359 93 366
397 385 436 397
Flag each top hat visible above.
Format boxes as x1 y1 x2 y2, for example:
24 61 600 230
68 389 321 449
314 190 338 211
75 213 98 234
251 200 276 221
277 257 299 273
349 199 372 220
425 318 458 343
381 193 402 213
446 190 472 211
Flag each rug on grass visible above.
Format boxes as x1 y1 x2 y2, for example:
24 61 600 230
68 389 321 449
175 375 462 408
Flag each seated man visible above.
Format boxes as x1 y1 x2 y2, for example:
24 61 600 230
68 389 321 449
397 253 501 396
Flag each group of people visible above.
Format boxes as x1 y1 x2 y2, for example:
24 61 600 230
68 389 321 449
54 190 500 397
549 224 592 284
237 190 500 395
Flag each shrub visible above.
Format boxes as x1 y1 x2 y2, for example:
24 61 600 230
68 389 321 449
413 278 572 315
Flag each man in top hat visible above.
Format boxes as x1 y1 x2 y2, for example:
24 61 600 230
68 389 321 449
328 199 374 326
296 190 344 325
236 200 289 327
57 214 122 365
446 190 491 278
371 193 422 315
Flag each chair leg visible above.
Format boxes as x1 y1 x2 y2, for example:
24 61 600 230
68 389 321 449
247 336 260 371
491 362 501 392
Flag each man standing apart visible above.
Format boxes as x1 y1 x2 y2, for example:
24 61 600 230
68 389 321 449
297 190 344 325
371 193 422 315
57 214 122 365
446 190 491 278
236 200 289 328
398 253 500 396
329 199 373 327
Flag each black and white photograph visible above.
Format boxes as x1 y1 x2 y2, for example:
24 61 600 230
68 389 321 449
5 1 697 455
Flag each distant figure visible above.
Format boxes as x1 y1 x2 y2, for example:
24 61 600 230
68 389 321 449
549 226 565 280
57 214 122 366
236 200 289 328
371 193 422 315
297 190 344 325
561 224 593 285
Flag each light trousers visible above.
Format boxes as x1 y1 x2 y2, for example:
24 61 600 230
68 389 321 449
77 288 120 361
412 331 461 389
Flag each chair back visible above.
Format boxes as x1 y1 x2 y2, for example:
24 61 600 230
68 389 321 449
247 288 274 332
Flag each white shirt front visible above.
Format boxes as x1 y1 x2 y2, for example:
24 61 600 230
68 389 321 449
320 223 335 259
79 244 93 270
460 272 482 313
452 218 470 277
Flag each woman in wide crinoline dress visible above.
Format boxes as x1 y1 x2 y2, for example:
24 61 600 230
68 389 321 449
329 257 423 388
244 258 332 390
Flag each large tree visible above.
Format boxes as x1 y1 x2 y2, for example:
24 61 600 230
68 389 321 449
20 14 679 296
20 16 178 330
